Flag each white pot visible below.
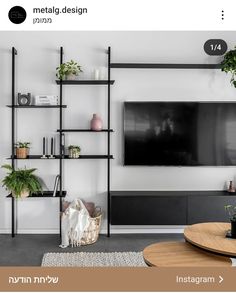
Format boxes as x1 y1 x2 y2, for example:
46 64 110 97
68 148 80 158
66 73 77 80
12 189 30 199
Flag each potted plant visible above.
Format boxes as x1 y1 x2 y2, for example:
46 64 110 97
15 142 30 159
1 164 42 198
68 145 81 158
56 60 83 80
225 205 236 238
221 47 236 88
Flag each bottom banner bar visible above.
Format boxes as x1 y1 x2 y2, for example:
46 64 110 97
0 267 235 291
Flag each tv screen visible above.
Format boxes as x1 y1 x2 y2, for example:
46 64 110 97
124 102 236 166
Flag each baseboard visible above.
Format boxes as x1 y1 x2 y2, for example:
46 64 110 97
0 229 59 234
0 226 185 234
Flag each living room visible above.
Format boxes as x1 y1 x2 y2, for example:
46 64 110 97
0 31 236 270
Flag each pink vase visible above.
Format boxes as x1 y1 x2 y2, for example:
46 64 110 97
90 114 103 131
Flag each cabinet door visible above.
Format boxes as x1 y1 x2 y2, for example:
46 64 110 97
188 196 236 224
111 195 187 225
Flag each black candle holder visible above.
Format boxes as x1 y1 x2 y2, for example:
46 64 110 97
41 137 47 159
48 137 55 159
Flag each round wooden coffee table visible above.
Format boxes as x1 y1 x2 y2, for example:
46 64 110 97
143 241 231 267
184 222 236 257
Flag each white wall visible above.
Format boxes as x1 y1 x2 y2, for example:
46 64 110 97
0 31 236 233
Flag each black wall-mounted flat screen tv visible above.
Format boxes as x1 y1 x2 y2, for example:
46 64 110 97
124 101 236 166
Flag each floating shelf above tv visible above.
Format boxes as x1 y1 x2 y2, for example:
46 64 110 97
55 80 115 85
7 105 67 108
7 191 67 198
110 63 222 69
57 129 114 132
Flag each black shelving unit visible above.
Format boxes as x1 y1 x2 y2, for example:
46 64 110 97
7 46 223 238
9 47 67 238
56 47 114 237
7 47 114 237
7 45 224 238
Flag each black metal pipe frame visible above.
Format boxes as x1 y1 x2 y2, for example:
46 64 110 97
107 47 111 237
59 47 63 237
11 47 17 237
9 47 112 238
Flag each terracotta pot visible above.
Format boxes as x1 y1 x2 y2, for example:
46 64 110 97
90 114 103 131
16 148 29 159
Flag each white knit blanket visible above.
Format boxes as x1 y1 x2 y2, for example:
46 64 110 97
60 199 90 248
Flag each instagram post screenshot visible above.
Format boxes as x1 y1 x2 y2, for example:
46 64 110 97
0 0 236 292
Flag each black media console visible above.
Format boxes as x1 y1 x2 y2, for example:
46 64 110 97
110 191 236 225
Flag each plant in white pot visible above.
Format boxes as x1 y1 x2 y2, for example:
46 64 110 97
68 145 81 158
1 164 42 198
56 60 83 80
15 141 30 159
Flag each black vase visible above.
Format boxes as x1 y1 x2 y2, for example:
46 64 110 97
231 220 236 238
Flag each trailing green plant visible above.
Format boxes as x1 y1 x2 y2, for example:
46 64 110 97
225 205 236 222
15 142 30 148
1 164 42 198
221 47 236 88
68 145 81 151
56 60 83 80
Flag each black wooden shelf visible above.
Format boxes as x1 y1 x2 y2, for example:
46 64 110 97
110 63 222 69
8 155 61 160
9 155 113 160
56 80 115 85
57 129 114 132
7 191 67 198
7 105 67 108
64 155 113 159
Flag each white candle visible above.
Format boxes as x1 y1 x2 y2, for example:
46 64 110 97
94 69 99 80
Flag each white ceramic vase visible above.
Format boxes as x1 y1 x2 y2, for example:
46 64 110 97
66 73 77 80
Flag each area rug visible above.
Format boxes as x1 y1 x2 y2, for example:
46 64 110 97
42 251 147 267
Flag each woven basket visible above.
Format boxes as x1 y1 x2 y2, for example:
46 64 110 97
79 208 102 246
